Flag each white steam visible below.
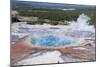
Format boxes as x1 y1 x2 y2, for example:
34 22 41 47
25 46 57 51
68 14 95 32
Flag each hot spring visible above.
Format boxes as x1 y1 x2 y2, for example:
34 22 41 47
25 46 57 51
31 35 78 47
12 14 95 47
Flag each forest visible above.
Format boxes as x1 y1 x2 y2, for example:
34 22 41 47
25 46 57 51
12 7 96 26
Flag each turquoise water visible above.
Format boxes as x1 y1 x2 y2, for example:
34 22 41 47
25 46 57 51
31 36 75 47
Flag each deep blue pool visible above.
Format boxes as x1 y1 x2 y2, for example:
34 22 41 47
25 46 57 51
31 36 75 47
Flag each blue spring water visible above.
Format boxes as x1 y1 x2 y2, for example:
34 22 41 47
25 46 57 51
31 36 75 47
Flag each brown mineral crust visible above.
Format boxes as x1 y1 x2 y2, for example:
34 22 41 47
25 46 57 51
11 40 34 65
11 40 56 65
58 47 95 61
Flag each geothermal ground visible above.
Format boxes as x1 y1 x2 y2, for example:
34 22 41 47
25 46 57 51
11 36 95 66
11 14 96 66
